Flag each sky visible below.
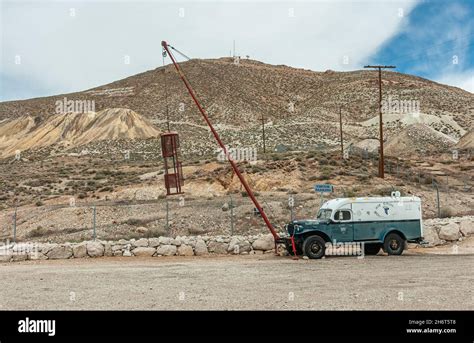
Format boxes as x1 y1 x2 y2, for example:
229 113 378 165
0 0 473 102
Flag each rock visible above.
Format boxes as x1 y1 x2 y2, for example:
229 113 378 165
132 247 156 257
222 203 229 211
156 245 177 256
252 234 275 251
123 249 132 257
228 238 252 254
28 252 48 260
0 253 12 262
148 238 160 248
158 237 172 245
438 222 460 241
12 254 27 262
422 226 443 246
73 243 87 258
112 245 123 251
177 244 194 256
47 245 73 259
104 243 113 257
194 239 208 256
118 239 129 245
227 237 240 253
86 241 104 257
171 238 182 246
208 241 229 254
38 243 58 254
459 219 474 236
132 238 149 248
113 251 123 257
238 240 252 253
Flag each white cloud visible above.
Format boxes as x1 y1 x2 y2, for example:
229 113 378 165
1 0 419 100
436 70 474 93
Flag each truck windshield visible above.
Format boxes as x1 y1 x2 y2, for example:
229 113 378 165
317 209 332 220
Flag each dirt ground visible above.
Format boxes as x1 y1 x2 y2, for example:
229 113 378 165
0 251 472 310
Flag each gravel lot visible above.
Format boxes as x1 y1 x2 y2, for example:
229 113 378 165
0 252 472 310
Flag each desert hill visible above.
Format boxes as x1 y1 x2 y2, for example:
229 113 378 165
0 57 472 159
456 130 474 150
0 108 160 158
384 123 457 157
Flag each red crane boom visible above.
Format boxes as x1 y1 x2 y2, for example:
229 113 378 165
161 40 280 242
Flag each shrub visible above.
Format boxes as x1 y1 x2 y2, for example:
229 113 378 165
126 218 148 226
439 207 455 218
27 226 53 238
318 172 330 180
345 189 356 197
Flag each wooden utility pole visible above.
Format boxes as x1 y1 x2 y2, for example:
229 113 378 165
363 65 396 178
261 113 266 154
339 106 344 158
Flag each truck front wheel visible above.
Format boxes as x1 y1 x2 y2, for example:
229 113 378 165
383 233 405 255
303 235 326 259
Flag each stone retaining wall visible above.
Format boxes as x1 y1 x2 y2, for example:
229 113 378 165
0 216 472 262
0 233 280 262
422 216 473 246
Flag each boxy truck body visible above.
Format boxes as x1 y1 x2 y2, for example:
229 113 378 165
285 196 423 258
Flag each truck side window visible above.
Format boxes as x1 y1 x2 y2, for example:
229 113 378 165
335 210 351 221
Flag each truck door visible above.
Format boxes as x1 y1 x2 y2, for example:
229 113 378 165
331 210 354 242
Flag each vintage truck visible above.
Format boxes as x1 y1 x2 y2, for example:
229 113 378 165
285 195 424 258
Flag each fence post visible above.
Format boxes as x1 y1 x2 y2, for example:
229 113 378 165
433 181 440 218
230 195 234 236
165 198 169 232
288 195 294 222
92 205 96 241
446 175 449 201
13 206 17 243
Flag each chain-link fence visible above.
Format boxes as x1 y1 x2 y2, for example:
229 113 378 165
1 169 472 244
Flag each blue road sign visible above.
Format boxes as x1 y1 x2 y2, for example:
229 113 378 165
314 184 333 193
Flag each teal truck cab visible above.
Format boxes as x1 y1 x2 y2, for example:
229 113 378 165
284 195 424 259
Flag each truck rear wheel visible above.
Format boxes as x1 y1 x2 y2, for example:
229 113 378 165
303 235 326 259
383 233 405 255
364 243 381 255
